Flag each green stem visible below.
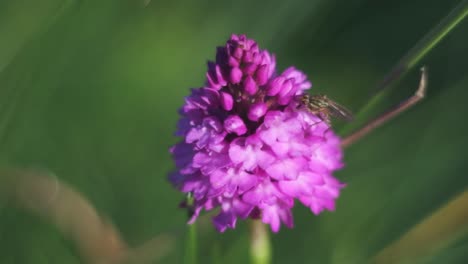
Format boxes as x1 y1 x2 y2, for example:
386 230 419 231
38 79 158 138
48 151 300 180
250 220 271 264
184 223 197 264
341 0 468 136
378 0 468 90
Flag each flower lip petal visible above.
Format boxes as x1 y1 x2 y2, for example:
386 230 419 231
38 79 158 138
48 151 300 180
224 115 247 136
248 103 267 121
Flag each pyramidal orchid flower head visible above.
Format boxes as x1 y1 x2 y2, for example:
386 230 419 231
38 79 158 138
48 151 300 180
169 34 345 232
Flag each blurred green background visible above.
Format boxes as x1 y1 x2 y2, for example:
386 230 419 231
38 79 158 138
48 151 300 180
0 0 467 263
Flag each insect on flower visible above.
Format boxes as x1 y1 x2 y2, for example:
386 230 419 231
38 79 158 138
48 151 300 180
298 94 354 125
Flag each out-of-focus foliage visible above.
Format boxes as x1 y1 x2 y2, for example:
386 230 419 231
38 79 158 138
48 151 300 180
0 0 467 263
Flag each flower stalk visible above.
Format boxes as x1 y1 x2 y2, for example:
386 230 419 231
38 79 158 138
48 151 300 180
250 220 271 264
184 193 198 264
184 223 198 264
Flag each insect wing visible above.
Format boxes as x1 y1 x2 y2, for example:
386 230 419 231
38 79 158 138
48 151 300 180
325 99 354 122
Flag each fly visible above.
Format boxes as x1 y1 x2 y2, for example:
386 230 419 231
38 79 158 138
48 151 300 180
299 94 354 125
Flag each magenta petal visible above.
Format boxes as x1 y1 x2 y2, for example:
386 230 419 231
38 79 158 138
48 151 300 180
281 67 312 93
252 52 261 64
277 79 294 105
228 56 239 67
277 171 323 197
262 205 281 232
260 203 293 233
233 170 258 193
206 61 227 89
266 76 285 96
278 78 294 97
206 72 220 90
243 178 283 205
267 54 276 78
230 67 243 83
213 211 237 232
248 103 267 121
215 65 226 85
256 150 275 169
312 206 324 215
232 198 254 218
310 202 325 215
224 115 247 135
302 171 325 185
242 186 264 206
192 150 230 174
219 91 234 111
233 47 243 59
209 169 231 189
315 187 339 200
243 63 258 75
244 75 258 95
269 141 290 157
300 195 337 215
319 199 336 211
228 138 268 171
255 64 268 85
243 50 253 62
228 138 246 165
266 158 306 180
280 207 294 229
185 127 202 144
